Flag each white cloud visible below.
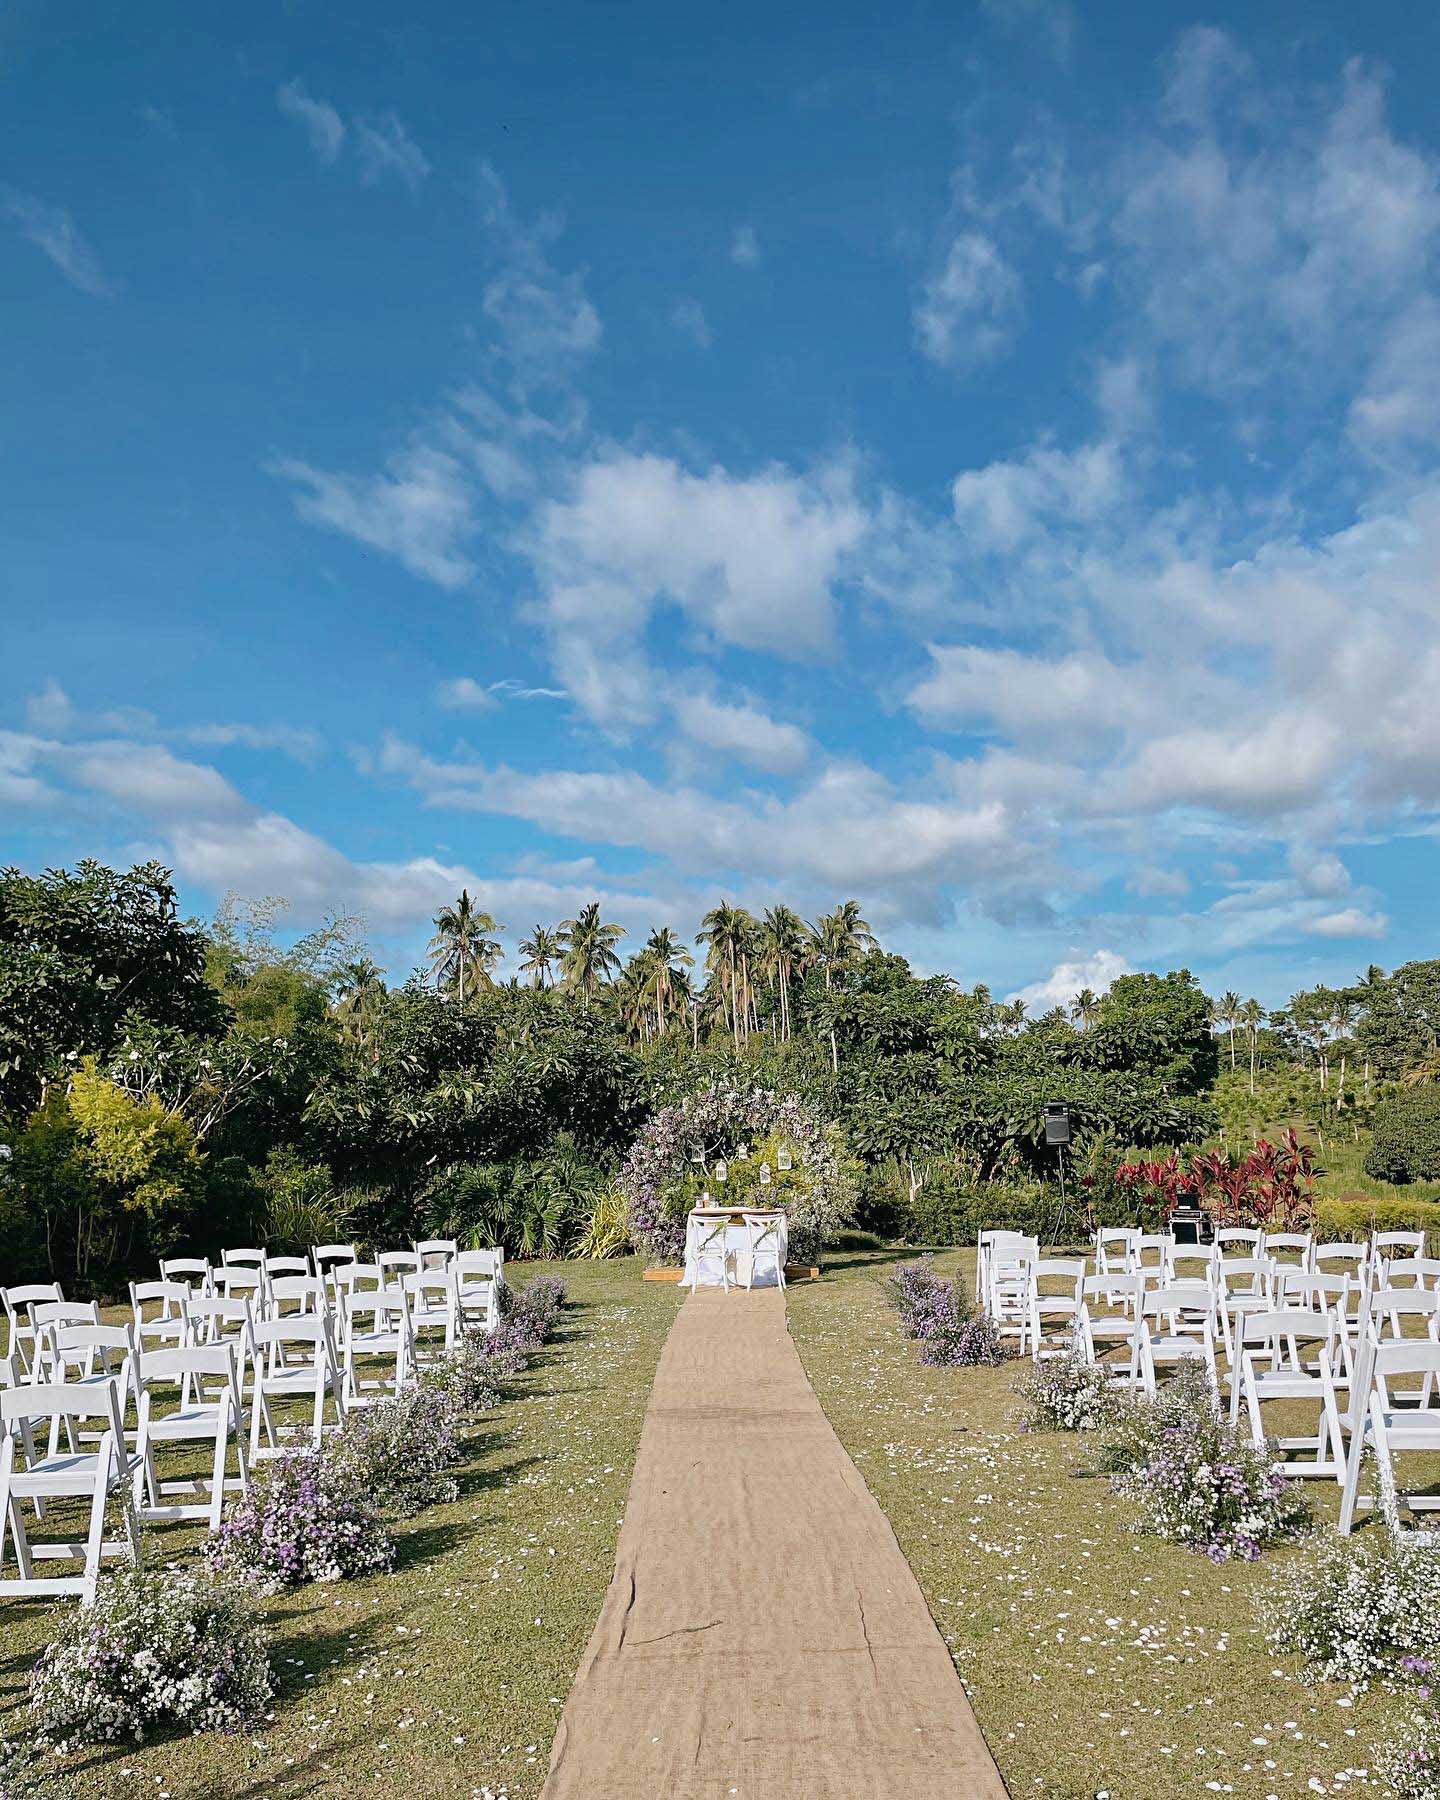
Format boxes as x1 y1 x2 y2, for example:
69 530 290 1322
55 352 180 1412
1008 949 1131 1012
1 188 112 296
476 162 601 374
669 689 810 774
914 231 1022 369
354 114 430 194
435 678 495 711
731 225 761 266
1307 906 1389 939
180 723 323 763
909 645 1157 742
671 297 712 347
26 680 74 733
272 442 476 588
276 80 345 164
950 439 1123 552
63 742 251 821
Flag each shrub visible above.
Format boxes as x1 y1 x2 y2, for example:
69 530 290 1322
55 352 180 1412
574 1183 631 1259
203 1447 393 1591
1315 1195 1438 1246
425 1327 524 1413
1017 1352 1122 1433
505 1273 567 1343
906 1176 1061 1247
329 1384 463 1516
1377 1710 1440 1800
1257 1532 1440 1691
259 1149 352 1253
881 1257 1008 1367
1098 1359 1310 1561
1366 1089 1440 1183
27 1565 272 1751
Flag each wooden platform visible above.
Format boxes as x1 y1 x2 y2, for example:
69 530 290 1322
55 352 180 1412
642 1265 820 1283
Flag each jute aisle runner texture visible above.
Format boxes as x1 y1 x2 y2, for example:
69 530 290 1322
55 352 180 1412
541 1286 1008 1800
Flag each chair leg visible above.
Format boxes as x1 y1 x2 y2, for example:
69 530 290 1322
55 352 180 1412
208 1428 228 1531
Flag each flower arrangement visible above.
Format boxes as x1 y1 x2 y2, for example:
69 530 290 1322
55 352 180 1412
329 1382 463 1516
503 1273 568 1344
27 1565 273 1751
1097 1359 1310 1561
1017 1350 1122 1432
881 1256 1008 1367
1257 1531 1440 1690
203 1446 394 1591
621 1084 857 1265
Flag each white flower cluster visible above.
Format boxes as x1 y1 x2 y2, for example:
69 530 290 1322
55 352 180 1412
1016 1352 1120 1433
1258 1530 1440 1691
1377 1707 1440 1800
28 1565 273 1752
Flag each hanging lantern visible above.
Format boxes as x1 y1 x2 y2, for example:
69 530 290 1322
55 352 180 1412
777 1144 793 1172
759 1162 772 1186
715 1159 728 1185
737 1142 750 1160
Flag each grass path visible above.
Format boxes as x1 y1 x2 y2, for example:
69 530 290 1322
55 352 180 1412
0 1261 680 1800
788 1247 1415 1800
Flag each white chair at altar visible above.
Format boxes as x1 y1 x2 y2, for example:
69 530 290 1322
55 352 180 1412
683 1211 734 1292
737 1211 788 1290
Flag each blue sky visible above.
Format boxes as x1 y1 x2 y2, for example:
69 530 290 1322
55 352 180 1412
6 0 1440 1010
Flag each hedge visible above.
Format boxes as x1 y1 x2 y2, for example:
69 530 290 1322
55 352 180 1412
1364 1088 1440 1184
1315 1195 1439 1248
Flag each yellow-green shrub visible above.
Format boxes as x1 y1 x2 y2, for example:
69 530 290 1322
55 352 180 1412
1315 1194 1439 1248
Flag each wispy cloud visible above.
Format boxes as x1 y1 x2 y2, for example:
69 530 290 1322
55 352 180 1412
731 224 761 266
272 442 476 588
671 297 712 347
476 162 601 374
1 187 113 296
277 79 346 164
276 81 428 194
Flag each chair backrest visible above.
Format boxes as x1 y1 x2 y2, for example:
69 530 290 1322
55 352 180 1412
1369 1286 1440 1325
1168 1248 1213 1281
159 1256 211 1288
1214 1255 1273 1294
1144 1280 1214 1322
1372 1338 1440 1404
344 1288 413 1335
1382 1257 1440 1290
1314 1241 1367 1269
214 1266 265 1299
222 1247 267 1269
1133 1234 1175 1265
4 1282 63 1324
1082 1272 1143 1303
1 1380 126 1434
1240 1306 1332 1347
414 1238 458 1269
378 1251 421 1279
454 1249 501 1281
268 1275 325 1310
253 1315 331 1359
130 1280 191 1327
1374 1231 1427 1260
48 1322 135 1371
405 1270 453 1306
1033 1256 1085 1287
333 1262 384 1295
1264 1232 1313 1262
1214 1228 1263 1251
312 1243 358 1278
137 1342 241 1405
1275 1269 1347 1311
32 1300 100 1335
264 1256 312 1280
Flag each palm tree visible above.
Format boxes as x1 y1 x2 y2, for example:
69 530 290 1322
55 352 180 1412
1070 988 1101 1031
518 925 563 989
614 950 656 1043
1331 993 1357 1109
645 927 693 1036
696 903 759 1050
559 902 625 1009
427 891 504 1003
332 957 386 1053
1240 997 1266 1096
809 901 877 1070
1212 990 1242 1070
758 905 808 1043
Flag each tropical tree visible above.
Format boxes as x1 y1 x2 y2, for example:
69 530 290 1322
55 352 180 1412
758 906 809 1043
517 925 564 989
1213 990 1242 1070
645 927 693 1036
1240 997 1266 1096
1070 988 1101 1031
810 902 878 1071
332 958 387 1054
559 902 625 1009
695 903 758 1050
427 892 504 1004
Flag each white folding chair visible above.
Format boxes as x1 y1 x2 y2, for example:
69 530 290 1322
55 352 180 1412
986 1239 1037 1352
263 1255 312 1281
1231 1307 1346 1481
213 1265 267 1314
1373 1232 1428 1282
404 1270 456 1361
1169 1246 1214 1286
1363 1285 1440 1406
1340 1330 1440 1542
452 1252 501 1335
333 1261 384 1305
312 1243 359 1298
159 1256 212 1295
266 1274 326 1318
0 1354 46 1519
739 1211 787 1290
1214 1227 1264 1259
1094 1228 1139 1278
129 1280 192 1350
341 1288 415 1407
0 1379 143 1604
247 1317 345 1460
378 1250 421 1284
40 1324 143 1468
1132 1234 1175 1290
977 1230 1033 1305
222 1247 267 1270
1027 1257 1085 1362
1078 1274 1144 1383
414 1238 458 1271
2 1284 63 1377
135 1343 250 1529
1136 1282 1220 1396
1264 1232 1314 1268
1210 1255 1276 1364
1381 1257 1440 1293
28 1302 100 1381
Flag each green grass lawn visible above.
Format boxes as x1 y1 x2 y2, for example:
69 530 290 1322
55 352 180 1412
788 1247 1420 1800
1 1261 681 1800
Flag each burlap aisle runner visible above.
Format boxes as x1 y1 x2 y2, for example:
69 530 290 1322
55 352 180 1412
541 1286 1008 1799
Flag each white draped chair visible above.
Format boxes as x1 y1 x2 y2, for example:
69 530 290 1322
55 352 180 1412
738 1211 787 1290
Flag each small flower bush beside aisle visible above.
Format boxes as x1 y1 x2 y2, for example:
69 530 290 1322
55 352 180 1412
1258 1531 1440 1691
1095 1359 1310 1562
27 1566 273 1751
1017 1351 1121 1432
881 1258 1007 1368
503 1272 568 1344
1380 1712 1440 1800
204 1445 396 1591
330 1383 464 1515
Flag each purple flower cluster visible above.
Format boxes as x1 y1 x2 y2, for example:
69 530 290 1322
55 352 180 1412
330 1382 464 1516
881 1257 1009 1368
203 1446 395 1592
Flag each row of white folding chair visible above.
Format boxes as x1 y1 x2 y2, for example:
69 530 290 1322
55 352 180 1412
1341 1277 1440 1542
1 1283 67 1376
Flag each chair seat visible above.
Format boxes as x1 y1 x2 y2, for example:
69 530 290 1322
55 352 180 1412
10 1452 122 1494
148 1406 229 1438
1376 1412 1440 1448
